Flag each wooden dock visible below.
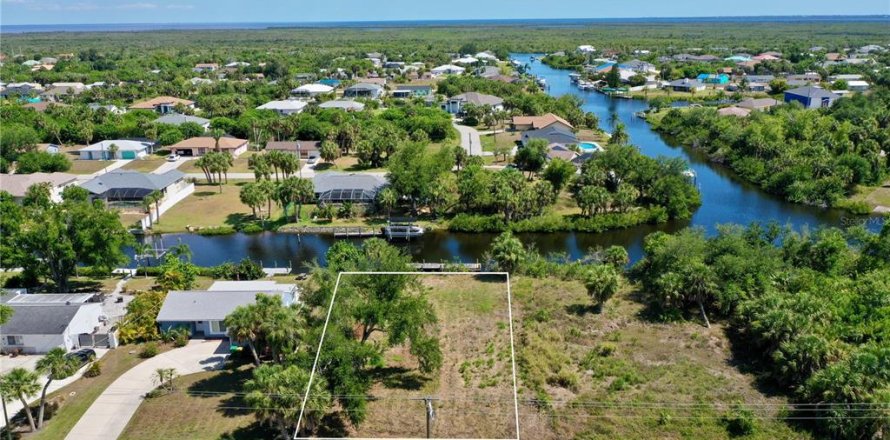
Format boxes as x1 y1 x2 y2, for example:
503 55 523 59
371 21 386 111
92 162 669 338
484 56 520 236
332 227 383 238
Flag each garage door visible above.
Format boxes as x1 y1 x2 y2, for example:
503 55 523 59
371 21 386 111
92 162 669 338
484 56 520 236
122 151 136 159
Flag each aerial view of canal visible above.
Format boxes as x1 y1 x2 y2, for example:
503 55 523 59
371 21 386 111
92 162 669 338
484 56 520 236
143 53 881 269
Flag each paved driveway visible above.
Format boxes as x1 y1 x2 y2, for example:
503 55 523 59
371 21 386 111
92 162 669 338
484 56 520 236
65 340 228 440
453 121 483 156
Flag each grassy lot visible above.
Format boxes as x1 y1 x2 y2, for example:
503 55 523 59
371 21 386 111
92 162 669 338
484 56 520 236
148 181 284 233
120 157 167 173
315 155 387 173
480 131 520 154
180 151 257 175
119 362 275 440
19 344 166 440
67 159 113 174
122 276 214 293
849 180 890 210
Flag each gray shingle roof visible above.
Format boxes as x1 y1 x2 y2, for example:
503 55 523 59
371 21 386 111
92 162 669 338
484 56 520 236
155 113 210 126
156 291 292 322
80 170 185 196
522 126 579 145
785 86 838 99
450 92 504 106
0 305 81 335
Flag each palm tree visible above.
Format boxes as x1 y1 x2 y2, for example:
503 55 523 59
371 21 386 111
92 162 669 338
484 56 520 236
684 263 717 328
225 307 261 366
35 348 79 428
377 187 397 218
168 242 192 261
210 128 225 152
136 243 155 278
107 143 119 161
141 196 154 228
149 190 163 224
1 368 40 431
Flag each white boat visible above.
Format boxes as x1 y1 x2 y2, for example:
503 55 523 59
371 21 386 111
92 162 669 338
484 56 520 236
384 223 425 239
569 72 581 83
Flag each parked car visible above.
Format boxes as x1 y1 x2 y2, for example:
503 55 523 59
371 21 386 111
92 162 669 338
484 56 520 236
66 348 97 366
166 153 180 162
307 156 319 165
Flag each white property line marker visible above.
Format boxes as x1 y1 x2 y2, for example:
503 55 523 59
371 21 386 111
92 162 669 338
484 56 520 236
293 271 521 440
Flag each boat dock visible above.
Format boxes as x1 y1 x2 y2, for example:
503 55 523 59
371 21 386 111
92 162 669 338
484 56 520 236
332 227 383 238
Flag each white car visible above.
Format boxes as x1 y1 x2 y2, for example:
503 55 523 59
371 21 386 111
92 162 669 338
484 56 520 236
166 154 180 162
307 156 319 165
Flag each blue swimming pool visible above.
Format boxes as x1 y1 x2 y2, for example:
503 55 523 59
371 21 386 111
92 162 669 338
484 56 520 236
579 141 602 152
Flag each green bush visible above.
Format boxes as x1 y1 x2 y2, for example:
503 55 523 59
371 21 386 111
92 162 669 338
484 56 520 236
723 404 757 437
140 342 160 358
239 223 265 234
83 361 102 378
197 226 237 235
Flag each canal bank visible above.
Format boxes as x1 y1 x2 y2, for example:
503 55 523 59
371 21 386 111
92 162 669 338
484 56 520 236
143 53 882 268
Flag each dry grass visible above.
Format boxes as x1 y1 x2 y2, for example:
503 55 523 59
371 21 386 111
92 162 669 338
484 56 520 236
147 180 283 233
179 151 257 175
120 157 167 173
67 160 113 174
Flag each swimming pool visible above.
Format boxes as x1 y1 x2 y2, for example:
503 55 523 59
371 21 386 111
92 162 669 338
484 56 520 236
578 141 602 152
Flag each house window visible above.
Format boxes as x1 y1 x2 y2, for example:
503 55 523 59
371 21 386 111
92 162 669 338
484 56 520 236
209 320 227 334
821 97 831 108
6 335 23 346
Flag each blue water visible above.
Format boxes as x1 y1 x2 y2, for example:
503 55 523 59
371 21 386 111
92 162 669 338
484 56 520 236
3 16 887 34
578 142 602 152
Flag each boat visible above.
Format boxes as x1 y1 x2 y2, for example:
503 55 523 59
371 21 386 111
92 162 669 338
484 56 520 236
568 72 581 83
383 221 425 239
536 77 547 88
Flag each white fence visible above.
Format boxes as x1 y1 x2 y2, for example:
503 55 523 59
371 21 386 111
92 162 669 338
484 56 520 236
139 182 195 230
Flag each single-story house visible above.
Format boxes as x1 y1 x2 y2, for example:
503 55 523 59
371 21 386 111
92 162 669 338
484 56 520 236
717 106 751 117
207 280 298 294
846 81 870 92
318 99 365 112
522 125 579 146
81 170 187 202
578 45 596 53
828 74 863 82
225 61 250 68
190 77 213 86
443 92 504 114
697 73 729 84
79 139 155 160
667 79 706 92
257 100 308 116
475 51 499 61
618 60 657 74
193 63 219 72
0 294 103 354
343 83 385 99
744 75 775 84
784 86 840 109
0 172 78 203
156 287 297 338
431 64 465 76
392 85 433 99
155 113 211 130
313 172 388 204
383 61 406 69
786 73 822 83
265 140 320 159
511 113 574 132
23 102 69 113
454 56 479 65
129 96 195 114
0 82 43 98
546 144 580 161
88 103 126 114
737 98 779 111
171 136 249 157
290 83 335 98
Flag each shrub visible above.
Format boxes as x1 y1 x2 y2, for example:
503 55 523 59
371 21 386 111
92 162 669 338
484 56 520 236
547 367 579 392
723 404 757 437
118 291 167 343
140 342 160 358
239 223 265 234
83 361 102 378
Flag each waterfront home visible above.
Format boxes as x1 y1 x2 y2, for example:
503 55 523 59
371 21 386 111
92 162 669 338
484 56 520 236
171 136 249 157
454 56 479 65
313 172 388 204
318 99 365 112
784 86 840 109
697 73 729 84
475 51 499 61
667 78 706 92
79 139 155 160
193 63 219 72
737 97 779 111
577 45 596 53
392 84 433 99
431 64 465 77
343 83 385 99
511 113 574 132
290 83 335 99
257 99 308 116
0 294 103 354
521 125 579 146
618 60 657 74
546 144 580 161
129 96 195 114
155 113 211 130
0 172 78 203
265 140 320 159
717 106 751 117
156 286 297 338
81 170 188 203
442 92 504 114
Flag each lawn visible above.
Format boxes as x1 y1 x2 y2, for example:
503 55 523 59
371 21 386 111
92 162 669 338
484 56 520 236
20 344 163 440
147 180 284 233
66 159 112 174
849 180 890 210
118 362 275 440
122 276 214 293
180 151 257 175
120 157 167 173
480 131 519 155
315 155 386 173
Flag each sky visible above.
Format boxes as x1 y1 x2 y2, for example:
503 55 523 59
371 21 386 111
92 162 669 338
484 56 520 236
1 0 888 26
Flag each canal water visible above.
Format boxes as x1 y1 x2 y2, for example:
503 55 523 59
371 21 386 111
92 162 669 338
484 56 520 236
144 53 879 268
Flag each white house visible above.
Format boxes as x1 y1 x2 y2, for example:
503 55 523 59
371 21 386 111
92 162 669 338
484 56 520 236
257 99 308 115
431 64 465 77
0 294 103 354
79 139 154 160
290 83 335 99
475 51 499 61
577 45 596 54
0 172 78 203
846 80 870 92
454 56 479 65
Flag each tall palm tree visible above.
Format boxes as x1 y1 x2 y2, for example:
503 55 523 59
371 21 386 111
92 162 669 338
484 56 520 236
1 368 40 431
225 306 261 366
141 196 154 228
136 242 155 278
149 190 163 223
35 348 79 428
107 143 119 161
210 128 225 152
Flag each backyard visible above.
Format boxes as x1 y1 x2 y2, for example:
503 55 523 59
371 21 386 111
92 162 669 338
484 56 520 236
180 151 258 175
66 159 114 174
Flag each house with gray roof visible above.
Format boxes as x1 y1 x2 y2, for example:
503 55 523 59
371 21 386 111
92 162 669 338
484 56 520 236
784 86 840 109
667 78 706 92
318 99 365 111
81 170 187 202
0 172 78 203
313 172 387 204
521 125 579 146
78 139 156 160
0 297 103 354
343 83 385 99
156 289 297 338
443 92 504 114
391 85 433 99
155 113 211 130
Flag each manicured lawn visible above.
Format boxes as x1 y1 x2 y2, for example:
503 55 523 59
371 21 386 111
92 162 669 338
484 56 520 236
67 160 112 174
120 157 167 173
180 151 257 175
22 344 163 440
119 362 275 440
147 181 283 233
480 131 520 153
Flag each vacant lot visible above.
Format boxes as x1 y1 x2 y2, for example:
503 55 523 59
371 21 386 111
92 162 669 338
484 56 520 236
180 151 257 175
120 157 167 173
67 159 112 174
148 180 283 233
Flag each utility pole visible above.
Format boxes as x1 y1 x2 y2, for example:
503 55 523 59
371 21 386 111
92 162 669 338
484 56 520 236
412 396 437 438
